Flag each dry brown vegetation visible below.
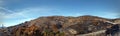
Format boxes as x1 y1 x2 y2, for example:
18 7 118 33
0 15 120 36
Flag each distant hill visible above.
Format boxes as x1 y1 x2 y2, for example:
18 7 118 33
1 15 120 36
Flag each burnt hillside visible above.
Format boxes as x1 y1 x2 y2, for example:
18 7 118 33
0 15 120 36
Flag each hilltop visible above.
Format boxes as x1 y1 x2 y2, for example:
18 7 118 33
0 15 120 36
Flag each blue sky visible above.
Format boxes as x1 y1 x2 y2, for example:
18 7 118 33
0 0 119 27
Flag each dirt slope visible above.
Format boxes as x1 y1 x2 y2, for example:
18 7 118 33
1 15 120 36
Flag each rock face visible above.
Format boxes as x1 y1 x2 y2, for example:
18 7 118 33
0 15 120 36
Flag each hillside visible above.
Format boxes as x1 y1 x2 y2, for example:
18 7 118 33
0 15 120 36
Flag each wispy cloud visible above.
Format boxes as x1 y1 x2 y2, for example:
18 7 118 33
0 0 5 25
0 7 30 26
0 0 6 25
0 7 57 19
1 7 58 26
1 6 119 27
0 7 29 19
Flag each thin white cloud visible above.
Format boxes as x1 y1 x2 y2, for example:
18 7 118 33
1 7 118 27
13 7 57 17
0 7 56 19
0 7 30 26
0 7 29 19
1 7 57 26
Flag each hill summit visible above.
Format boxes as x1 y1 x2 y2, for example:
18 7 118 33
0 15 120 36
